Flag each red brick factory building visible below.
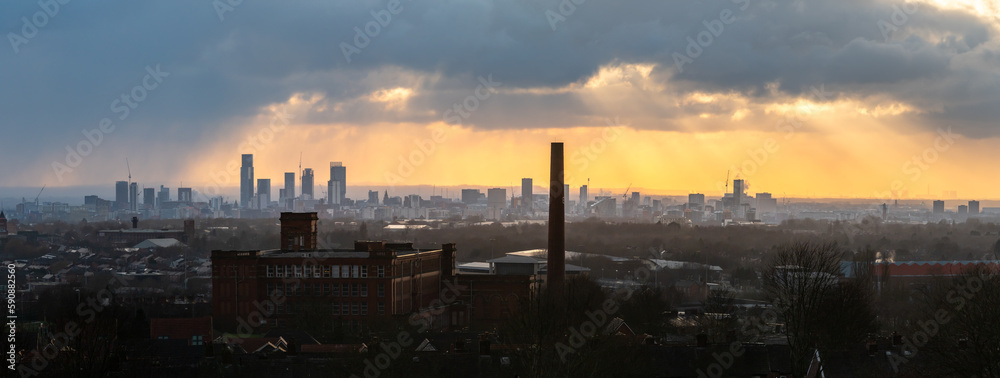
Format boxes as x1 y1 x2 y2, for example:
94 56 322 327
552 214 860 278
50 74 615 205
211 212 533 335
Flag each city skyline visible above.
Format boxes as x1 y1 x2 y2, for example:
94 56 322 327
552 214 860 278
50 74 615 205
5 1 1000 376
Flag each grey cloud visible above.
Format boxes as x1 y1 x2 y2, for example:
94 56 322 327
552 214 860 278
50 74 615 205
1 0 999 184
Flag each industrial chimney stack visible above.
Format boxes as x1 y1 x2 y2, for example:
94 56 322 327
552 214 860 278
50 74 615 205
547 142 565 289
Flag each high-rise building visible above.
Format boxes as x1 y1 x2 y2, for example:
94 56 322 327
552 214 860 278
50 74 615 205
461 189 481 205
969 200 980 215
368 190 380 205
115 181 128 210
158 186 169 207
178 188 193 203
487 188 506 220
521 178 533 211
302 168 314 199
284 172 295 201
129 182 139 212
732 180 744 219
487 188 506 209
579 185 588 205
756 192 777 214
143 188 155 209
958 205 968 215
407 194 421 209
688 193 705 210
240 154 254 209
732 179 744 210
932 200 945 214
330 162 347 204
257 179 271 209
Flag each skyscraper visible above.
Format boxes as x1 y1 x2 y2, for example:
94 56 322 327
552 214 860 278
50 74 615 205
284 172 295 199
688 193 705 210
933 200 945 214
461 189 481 205
330 162 346 204
521 178 533 211
755 192 777 214
129 182 138 212
368 190 379 205
178 188 193 203
579 185 588 205
302 168 314 199
487 188 506 208
969 200 980 215
487 188 506 220
143 188 155 209
257 179 271 209
115 181 128 210
732 179 745 219
158 186 169 208
240 154 254 209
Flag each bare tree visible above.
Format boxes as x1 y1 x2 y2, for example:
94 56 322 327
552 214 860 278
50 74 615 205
763 242 876 377
911 264 1000 377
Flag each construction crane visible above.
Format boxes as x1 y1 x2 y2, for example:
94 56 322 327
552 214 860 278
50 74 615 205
34 185 45 207
723 170 730 194
621 183 632 199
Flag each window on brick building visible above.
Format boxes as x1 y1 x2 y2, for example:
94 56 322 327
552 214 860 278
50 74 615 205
352 265 359 278
361 303 368 316
351 283 359 297
378 302 385 315
266 265 274 278
377 266 385 278
361 266 368 278
332 265 340 278
377 283 385 298
361 284 368 297
323 265 331 278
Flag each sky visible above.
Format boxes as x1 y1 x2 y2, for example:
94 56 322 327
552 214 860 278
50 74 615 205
1 0 999 200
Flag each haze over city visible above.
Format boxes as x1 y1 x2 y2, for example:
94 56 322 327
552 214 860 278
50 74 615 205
3 0 1000 377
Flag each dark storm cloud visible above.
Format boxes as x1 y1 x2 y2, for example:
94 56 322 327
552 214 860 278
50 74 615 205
1 0 998 182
